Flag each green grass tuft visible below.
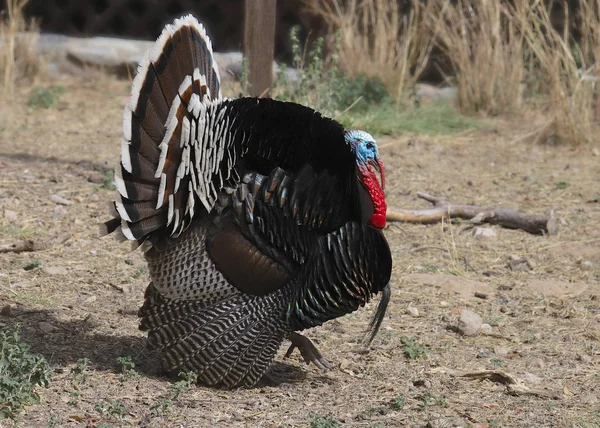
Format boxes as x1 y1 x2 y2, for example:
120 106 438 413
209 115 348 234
101 169 116 191
0 224 33 239
27 86 66 109
339 102 484 137
307 412 339 428
0 325 51 419
391 395 405 410
400 336 428 360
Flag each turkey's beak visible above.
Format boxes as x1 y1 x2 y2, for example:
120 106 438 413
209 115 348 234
367 157 385 190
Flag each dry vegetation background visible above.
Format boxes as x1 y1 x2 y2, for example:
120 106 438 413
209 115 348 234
0 0 599 427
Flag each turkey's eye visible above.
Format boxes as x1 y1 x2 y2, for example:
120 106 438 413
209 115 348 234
366 142 374 150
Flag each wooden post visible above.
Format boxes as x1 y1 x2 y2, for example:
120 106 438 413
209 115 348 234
244 0 277 97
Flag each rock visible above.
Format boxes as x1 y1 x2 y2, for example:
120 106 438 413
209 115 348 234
457 309 483 336
52 205 68 219
480 323 493 333
578 354 593 363
508 255 533 271
592 147 600 156
426 417 455 428
521 372 542 384
38 321 57 334
1 305 12 317
477 348 494 359
77 294 97 305
473 227 497 239
439 301 449 307
405 306 419 317
3 209 18 223
339 359 351 370
494 346 509 357
119 283 136 294
579 260 593 271
87 172 104 184
413 379 431 388
43 266 68 275
48 232 72 247
50 194 73 205
527 357 545 369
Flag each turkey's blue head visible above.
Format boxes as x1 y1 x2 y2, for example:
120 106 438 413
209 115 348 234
345 130 387 229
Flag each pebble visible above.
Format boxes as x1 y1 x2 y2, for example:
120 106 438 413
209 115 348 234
426 418 455 428
477 348 494 359
3 209 18 223
579 260 593 271
578 354 593 363
52 205 68 219
77 294 97 305
528 357 545 369
473 227 497 239
457 309 483 336
480 323 493 333
339 359 351 370
439 301 449 307
405 306 419 317
38 321 57 334
413 379 431 388
494 346 509 357
50 194 73 205
87 172 104 184
43 266 68 275
521 372 542 384
1 305 12 317
507 255 531 271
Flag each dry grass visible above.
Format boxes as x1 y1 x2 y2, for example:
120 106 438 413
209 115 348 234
0 0 41 94
305 0 600 144
428 0 525 116
305 0 435 101
1 73 599 426
513 0 600 145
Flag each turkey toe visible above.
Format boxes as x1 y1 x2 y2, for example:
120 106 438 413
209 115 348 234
285 332 334 372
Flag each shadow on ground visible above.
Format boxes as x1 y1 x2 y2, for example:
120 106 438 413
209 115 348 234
2 306 311 387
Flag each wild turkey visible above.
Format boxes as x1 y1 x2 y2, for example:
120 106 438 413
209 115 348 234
102 15 392 388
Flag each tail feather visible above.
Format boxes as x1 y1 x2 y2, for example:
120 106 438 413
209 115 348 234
139 283 290 387
103 14 222 243
241 333 286 387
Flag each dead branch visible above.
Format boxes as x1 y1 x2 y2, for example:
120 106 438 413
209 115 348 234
0 240 46 253
0 232 71 254
387 192 557 235
427 367 561 399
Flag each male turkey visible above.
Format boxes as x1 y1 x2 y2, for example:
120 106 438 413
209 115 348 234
102 15 392 388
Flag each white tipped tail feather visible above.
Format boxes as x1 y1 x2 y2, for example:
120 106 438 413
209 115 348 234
106 14 230 243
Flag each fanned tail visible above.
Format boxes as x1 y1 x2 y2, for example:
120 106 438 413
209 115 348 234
139 283 290 388
103 14 222 243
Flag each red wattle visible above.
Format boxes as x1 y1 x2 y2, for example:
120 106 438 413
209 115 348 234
369 213 386 229
361 169 387 229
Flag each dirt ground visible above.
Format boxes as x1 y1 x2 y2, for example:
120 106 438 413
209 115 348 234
0 73 599 428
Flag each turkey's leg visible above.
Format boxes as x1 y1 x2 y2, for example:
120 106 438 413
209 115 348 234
285 332 334 372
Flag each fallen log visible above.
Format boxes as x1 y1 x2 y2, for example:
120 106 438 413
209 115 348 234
387 192 557 235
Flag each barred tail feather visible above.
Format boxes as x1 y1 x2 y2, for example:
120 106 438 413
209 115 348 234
139 283 290 387
104 14 223 243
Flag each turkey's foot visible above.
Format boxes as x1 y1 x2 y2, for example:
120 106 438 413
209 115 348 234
285 332 334 372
